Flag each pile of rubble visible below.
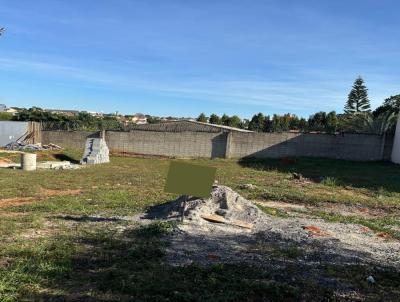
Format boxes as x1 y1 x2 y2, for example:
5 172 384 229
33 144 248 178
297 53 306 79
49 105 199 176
146 185 265 231
4 142 62 151
37 161 80 170
0 159 80 170
80 138 110 164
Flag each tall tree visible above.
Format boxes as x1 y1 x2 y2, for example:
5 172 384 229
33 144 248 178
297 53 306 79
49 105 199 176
325 111 338 133
298 118 308 131
344 77 371 114
239 118 249 129
308 112 327 132
248 113 265 132
271 114 282 132
373 94 400 116
227 115 241 128
196 113 208 123
221 114 230 126
209 114 221 125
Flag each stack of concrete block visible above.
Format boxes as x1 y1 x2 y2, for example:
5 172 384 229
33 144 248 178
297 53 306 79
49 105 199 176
80 138 110 164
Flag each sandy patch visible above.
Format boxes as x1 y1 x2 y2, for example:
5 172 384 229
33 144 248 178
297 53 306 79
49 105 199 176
0 188 82 209
39 188 82 197
0 197 35 208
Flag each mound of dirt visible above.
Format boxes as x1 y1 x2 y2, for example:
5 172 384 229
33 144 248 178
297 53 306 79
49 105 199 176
145 185 265 232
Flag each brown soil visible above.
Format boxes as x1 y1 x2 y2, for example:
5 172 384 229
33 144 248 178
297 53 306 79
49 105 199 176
0 157 13 164
0 211 26 217
0 197 35 208
302 225 331 237
39 188 82 197
0 188 82 209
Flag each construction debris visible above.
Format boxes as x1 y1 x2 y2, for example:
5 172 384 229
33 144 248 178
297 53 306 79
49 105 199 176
4 142 62 151
200 214 253 229
37 161 80 170
80 138 110 164
0 158 80 170
145 185 264 231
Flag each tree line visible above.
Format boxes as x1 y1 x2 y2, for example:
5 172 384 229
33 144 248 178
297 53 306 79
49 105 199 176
197 76 399 134
6 107 123 131
1 77 398 134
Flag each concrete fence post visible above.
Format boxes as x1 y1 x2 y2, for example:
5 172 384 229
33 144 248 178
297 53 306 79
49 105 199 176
225 132 232 159
391 115 400 163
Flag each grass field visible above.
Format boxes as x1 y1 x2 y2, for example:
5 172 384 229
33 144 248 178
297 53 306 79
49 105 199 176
0 150 399 301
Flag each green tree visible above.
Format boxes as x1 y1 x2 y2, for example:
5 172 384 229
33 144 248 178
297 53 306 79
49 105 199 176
221 114 230 126
227 115 241 128
146 115 161 124
209 114 221 125
248 113 265 132
239 118 249 129
344 111 397 135
298 118 308 131
344 77 371 114
325 111 338 133
308 112 327 132
0 112 12 121
280 114 290 131
196 113 208 123
264 115 272 132
271 114 282 132
374 94 400 116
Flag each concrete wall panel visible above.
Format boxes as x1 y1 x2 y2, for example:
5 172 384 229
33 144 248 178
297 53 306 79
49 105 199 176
41 130 392 161
0 121 29 147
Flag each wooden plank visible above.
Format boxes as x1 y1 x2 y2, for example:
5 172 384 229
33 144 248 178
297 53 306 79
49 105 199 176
201 214 253 229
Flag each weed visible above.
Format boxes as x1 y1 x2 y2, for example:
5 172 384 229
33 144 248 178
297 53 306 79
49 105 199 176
321 177 338 187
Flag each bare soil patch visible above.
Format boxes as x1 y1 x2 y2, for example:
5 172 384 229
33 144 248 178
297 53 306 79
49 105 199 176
0 197 35 208
0 189 82 209
39 188 82 197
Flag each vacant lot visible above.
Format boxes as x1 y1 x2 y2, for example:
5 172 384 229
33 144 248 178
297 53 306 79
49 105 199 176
0 150 399 301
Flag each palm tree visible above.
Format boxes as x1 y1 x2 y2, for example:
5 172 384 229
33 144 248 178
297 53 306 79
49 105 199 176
350 111 397 135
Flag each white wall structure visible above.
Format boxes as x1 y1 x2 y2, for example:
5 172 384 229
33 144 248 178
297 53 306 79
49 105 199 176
391 115 400 164
0 121 29 147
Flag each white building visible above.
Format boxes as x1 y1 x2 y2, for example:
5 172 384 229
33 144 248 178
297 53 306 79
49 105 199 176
130 113 147 124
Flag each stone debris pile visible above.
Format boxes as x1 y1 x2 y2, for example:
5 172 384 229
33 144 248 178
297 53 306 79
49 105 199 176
37 161 80 170
5 142 62 151
80 138 110 165
146 185 265 231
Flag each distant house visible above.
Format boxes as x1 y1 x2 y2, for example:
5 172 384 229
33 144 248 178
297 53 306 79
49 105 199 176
130 113 147 124
84 111 104 118
45 109 80 117
127 119 253 133
0 106 19 115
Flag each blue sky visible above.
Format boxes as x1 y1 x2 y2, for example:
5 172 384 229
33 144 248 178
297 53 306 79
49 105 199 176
0 0 399 118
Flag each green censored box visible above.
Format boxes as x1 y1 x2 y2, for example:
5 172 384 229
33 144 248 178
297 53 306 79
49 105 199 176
164 161 217 198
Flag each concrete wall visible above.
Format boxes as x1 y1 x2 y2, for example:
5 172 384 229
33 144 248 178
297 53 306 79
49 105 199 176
0 121 29 146
41 130 100 150
230 132 387 161
41 130 392 161
105 130 227 158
